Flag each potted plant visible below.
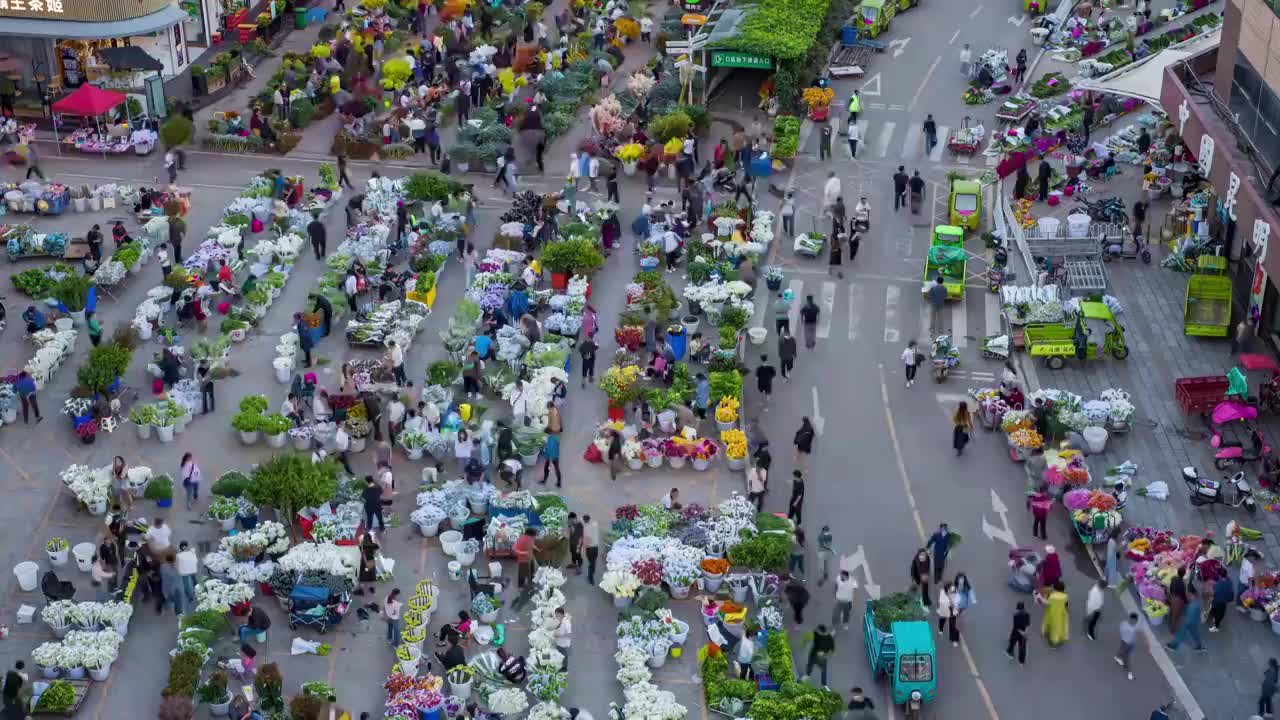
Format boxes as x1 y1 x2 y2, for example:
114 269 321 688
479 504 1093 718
207 496 239 532
261 413 291 449
199 670 233 716
448 144 475 173
146 474 174 507
613 142 646 175
802 87 835 122
53 275 93 324
153 405 177 443
345 417 371 452
399 430 429 460
764 266 784 291
446 665 475 699
470 592 501 624
539 238 605 290
46 537 69 566
410 504 447 537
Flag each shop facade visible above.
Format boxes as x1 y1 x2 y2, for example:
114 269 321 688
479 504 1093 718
0 0 204 113
1159 0 1280 338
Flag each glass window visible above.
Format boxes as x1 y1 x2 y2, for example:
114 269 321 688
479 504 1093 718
1234 50 1262 105
898 655 933 683
1255 84 1280 172
954 194 978 213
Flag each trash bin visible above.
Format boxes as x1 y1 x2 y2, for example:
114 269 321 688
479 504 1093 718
13 562 38 592
1083 426 1109 454
1067 213 1091 237
73 543 96 572
294 6 308 28
841 25 857 44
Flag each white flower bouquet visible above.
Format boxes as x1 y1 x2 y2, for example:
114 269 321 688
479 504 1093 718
614 648 652 685
63 630 121 668
32 643 62 668
683 282 732 305
533 567 565 589
98 602 133 629
599 570 641 599
92 261 127 286
528 702 567 720
41 600 77 628
59 463 112 505
194 579 255 612
622 684 686 720
219 521 289 560
278 542 356 576
487 688 529 715
410 504 448 527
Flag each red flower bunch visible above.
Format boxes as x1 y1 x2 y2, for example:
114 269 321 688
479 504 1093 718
632 559 663 585
663 440 687 458
615 504 639 521
75 420 99 438
614 326 644 351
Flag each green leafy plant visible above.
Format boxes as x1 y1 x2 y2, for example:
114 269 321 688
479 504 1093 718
772 115 801 159
727 532 789 572
647 111 693 142
260 413 292 435
247 453 340 519
160 115 195 148
232 411 262 433
145 474 174 502
240 395 269 414
868 590 928 632
427 361 461 386
708 370 743 405
35 680 76 712
403 172 464 203
540 237 605 275
719 305 749 332
716 0 826 60
53 274 93 312
162 649 203 697
197 670 231 705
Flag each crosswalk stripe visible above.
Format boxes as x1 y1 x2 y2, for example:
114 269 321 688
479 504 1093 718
874 120 896 159
952 301 967 348
918 303 931 344
984 291 1001 336
928 125 949 163
817 281 836 339
900 122 920 161
848 282 862 341
956 152 972 165
787 279 803 332
884 284 900 343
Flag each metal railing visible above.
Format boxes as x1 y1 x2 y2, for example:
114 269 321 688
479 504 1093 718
1178 60 1276 190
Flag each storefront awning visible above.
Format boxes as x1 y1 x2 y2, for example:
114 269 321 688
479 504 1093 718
1076 27 1221 105
98 46 164 72
0 2 187 39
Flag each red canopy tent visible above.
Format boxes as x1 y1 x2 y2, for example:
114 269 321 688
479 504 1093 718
51 84 126 117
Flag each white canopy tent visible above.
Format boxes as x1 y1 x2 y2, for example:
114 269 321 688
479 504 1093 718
1076 27 1222 105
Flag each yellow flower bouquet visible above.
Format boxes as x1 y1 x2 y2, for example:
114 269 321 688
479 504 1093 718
802 86 835 109
721 429 747 459
715 397 740 424
614 143 646 164
663 137 684 156
1008 428 1043 449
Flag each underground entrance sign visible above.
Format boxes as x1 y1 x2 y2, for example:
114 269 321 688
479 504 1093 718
710 51 773 69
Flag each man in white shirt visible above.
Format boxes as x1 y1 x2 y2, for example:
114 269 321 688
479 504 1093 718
832 570 859 629
660 488 681 509
847 121 859 158
164 150 178 184
587 154 600 192
568 152 581 188
510 381 529 426
176 541 199 606
334 425 354 474
553 607 572 669
388 340 408 387
662 229 682 273
145 518 172 552
823 171 842 215
640 16 653 42
344 273 359 313
1085 578 1105 640
387 396 406 442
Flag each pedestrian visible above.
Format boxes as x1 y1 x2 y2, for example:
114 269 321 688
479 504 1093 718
540 427 562 487
165 149 178 184
1039 545 1062 589
736 631 755 679
336 154 354 189
85 224 103 263
553 607 572 669
755 355 777 403
1240 549 1260 608
295 313 314 368
344 271 358 314
273 87 286 120
832 197 847 239
389 340 408 387
800 294 820 348
927 276 948 334
832 570 857 629
1014 48 1028 84
819 124 832 161
1168 567 1189 631
1040 581 1071 648
513 526 538 588
781 191 796 238
901 340 920 387
179 452 201 511
308 213 327 260
1260 658 1278 716
828 231 843 278
1115 612 1138 680
1232 319 1251 355
159 552 185 615
1085 578 1105 640
383 588 403 647
1037 160 1052 203
567 512 584 573
788 527 806 578
959 43 972 78
578 335 597 387
847 688 875 715
1029 485 1051 540
846 121 859 158
927 524 951 582
607 430 624 481
785 576 810 626
773 291 792 334
787 470 805 525
923 114 938 155
606 164 619 203
952 402 973 456
822 172 841 216
1165 592 1205 653
197 361 215 414
24 143 45 180
86 311 103 347
817 525 834 586
793 417 815 468
804 624 835 688
778 328 797 380
362 476 386 532
892 166 909 211
754 441 772 481
909 170 925 214
583 514 600 584
910 548 932 606
937 582 960 646
747 465 767 511
1104 527 1121 586
1005 601 1030 665
1082 102 1095 145
1210 572 1234 631
846 90 860 126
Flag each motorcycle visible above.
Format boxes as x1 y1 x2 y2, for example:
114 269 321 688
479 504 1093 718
931 335 960 383
1211 428 1272 470
1073 196 1129 226
852 206 871 233
904 690 924 720
1183 466 1257 513
1102 230 1151 264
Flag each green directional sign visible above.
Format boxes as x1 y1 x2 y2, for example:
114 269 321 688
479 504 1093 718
710 51 773 69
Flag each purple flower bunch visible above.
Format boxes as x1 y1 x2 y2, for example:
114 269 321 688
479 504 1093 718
677 523 709 548
478 290 505 311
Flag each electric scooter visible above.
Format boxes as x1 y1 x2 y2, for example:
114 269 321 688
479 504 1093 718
1211 428 1272 470
1102 227 1152 264
1183 466 1257 513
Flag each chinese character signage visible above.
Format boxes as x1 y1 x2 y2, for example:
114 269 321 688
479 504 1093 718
1250 220 1271 328
0 0 174 23
710 51 773 69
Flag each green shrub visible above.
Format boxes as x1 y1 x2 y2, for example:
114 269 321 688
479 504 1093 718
211 471 251 497
648 111 693 142
145 475 174 501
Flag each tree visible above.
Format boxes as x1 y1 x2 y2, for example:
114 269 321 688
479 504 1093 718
246 452 339 522
160 115 194 149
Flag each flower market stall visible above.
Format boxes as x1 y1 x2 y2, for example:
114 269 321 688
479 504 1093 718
1122 522 1259 627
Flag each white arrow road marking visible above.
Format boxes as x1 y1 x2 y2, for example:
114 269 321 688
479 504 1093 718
1008 12 1027 25
888 37 911 58
884 285 901 343
860 71 882 97
811 386 825 435
982 488 1018 547
840 545 881 600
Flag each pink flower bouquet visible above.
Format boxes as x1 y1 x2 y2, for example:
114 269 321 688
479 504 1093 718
1063 489 1091 511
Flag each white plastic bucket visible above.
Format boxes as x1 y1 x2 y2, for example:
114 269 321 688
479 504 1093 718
456 551 476 566
1036 217 1060 237
1067 213 1091 237
439 531 463 556
448 561 463 580
14 561 38 591
1083 426 1108 454
747 327 767 345
72 543 95 572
